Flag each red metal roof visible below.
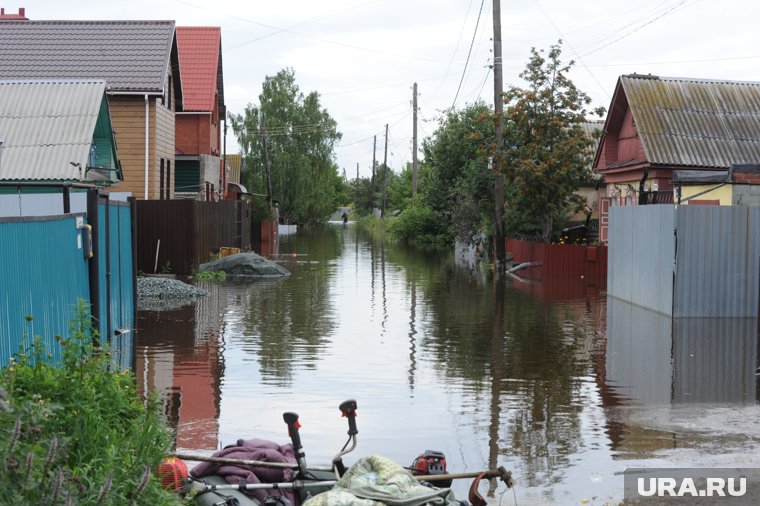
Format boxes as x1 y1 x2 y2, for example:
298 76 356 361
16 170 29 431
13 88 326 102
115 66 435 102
177 26 221 113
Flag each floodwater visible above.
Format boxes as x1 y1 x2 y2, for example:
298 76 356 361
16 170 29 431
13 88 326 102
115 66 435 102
135 226 760 505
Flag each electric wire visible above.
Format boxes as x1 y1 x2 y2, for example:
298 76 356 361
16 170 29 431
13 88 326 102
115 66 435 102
429 0 474 103
450 0 486 111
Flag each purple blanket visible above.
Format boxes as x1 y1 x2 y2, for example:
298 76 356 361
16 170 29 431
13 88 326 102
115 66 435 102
191 438 298 504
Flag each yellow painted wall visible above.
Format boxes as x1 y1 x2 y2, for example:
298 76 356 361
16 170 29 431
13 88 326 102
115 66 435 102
681 184 733 205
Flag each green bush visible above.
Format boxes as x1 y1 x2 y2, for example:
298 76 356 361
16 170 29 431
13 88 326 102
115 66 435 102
196 270 227 281
0 301 177 505
388 202 452 247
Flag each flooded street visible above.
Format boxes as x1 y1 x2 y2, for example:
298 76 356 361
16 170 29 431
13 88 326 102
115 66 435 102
135 226 760 505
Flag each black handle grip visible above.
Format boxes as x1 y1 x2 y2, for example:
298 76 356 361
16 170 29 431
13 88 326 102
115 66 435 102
339 399 358 436
283 412 302 449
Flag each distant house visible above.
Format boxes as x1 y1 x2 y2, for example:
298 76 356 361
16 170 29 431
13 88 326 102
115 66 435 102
594 74 760 240
673 164 760 206
175 26 226 201
225 153 249 199
567 120 605 227
0 79 120 184
0 20 183 200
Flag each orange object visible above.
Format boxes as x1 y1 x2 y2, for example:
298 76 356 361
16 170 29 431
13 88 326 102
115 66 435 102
219 247 240 258
157 457 188 493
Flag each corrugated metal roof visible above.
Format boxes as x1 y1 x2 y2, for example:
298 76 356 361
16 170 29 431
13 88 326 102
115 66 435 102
0 20 175 93
0 80 106 181
621 75 760 168
177 26 222 112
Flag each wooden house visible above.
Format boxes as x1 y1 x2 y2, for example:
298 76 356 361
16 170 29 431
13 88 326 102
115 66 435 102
0 20 183 200
593 74 760 241
175 26 226 201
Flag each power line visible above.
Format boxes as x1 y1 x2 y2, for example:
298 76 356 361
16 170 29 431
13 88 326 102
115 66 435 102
429 0 474 102
531 0 611 100
578 0 695 58
451 0 486 111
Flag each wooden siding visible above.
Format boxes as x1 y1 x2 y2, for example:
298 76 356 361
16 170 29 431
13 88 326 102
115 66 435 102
154 94 175 199
617 109 646 161
109 95 151 198
108 63 176 200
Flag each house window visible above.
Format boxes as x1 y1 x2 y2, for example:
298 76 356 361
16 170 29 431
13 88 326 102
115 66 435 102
167 160 172 198
160 158 165 200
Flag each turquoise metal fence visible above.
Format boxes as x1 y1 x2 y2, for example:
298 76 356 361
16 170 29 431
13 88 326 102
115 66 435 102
0 186 136 369
109 201 135 369
0 214 91 366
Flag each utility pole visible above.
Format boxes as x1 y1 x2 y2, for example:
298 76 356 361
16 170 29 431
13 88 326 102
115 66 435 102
412 82 419 200
356 162 359 182
381 123 389 217
492 0 506 269
370 135 377 212
260 114 273 212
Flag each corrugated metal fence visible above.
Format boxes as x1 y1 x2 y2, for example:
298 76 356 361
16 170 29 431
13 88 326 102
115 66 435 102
608 205 760 317
607 205 675 315
506 239 608 279
0 214 90 365
135 200 252 276
0 185 135 368
674 206 760 317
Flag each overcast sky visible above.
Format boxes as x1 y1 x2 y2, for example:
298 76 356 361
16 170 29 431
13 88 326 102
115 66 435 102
16 0 760 178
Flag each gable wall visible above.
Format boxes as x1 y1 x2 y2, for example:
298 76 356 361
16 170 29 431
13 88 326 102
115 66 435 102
617 108 647 161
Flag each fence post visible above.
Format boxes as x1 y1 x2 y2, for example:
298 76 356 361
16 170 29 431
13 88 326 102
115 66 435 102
86 189 100 345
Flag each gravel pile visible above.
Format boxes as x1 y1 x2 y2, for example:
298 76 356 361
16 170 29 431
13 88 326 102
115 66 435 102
137 276 209 310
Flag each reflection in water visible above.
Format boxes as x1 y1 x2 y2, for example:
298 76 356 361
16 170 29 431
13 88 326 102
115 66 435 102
407 273 417 394
603 297 760 461
135 228 760 505
135 283 226 450
605 298 758 406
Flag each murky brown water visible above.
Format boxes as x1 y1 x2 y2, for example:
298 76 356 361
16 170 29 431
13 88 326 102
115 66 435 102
135 225 760 505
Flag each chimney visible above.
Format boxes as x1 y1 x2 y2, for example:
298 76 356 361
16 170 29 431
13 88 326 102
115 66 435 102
0 7 28 20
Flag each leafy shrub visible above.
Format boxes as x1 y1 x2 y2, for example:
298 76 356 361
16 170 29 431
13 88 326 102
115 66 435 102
388 202 452 247
196 270 227 281
0 301 177 505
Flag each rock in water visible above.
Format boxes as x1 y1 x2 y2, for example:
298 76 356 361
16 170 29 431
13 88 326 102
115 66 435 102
199 252 291 278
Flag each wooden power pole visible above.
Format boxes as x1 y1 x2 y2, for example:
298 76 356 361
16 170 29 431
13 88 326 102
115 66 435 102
260 115 273 212
381 123 389 217
492 0 506 268
412 82 419 200
371 135 377 212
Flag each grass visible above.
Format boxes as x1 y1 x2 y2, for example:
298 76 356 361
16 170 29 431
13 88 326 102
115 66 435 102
0 300 178 505
195 270 227 281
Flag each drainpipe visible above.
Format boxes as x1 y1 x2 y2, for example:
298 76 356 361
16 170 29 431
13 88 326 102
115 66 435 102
638 167 649 205
144 94 149 200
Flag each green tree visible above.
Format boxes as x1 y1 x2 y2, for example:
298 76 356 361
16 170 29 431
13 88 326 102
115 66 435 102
420 101 495 244
230 68 343 226
501 41 605 241
350 176 373 215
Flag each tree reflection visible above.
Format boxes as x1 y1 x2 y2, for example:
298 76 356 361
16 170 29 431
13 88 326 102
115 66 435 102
390 252 597 488
238 230 338 385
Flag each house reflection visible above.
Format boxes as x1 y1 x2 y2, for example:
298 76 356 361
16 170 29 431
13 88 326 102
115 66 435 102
134 282 226 450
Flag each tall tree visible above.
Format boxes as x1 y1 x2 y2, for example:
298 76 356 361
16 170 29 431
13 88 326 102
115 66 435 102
422 101 495 244
229 68 343 226
502 42 604 241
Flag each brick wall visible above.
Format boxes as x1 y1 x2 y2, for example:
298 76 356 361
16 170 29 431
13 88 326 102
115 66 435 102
176 114 216 156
